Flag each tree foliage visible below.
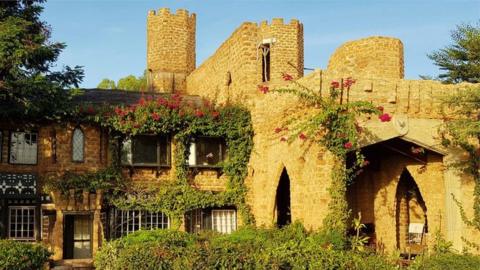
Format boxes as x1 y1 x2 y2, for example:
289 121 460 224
428 21 480 84
97 78 116 89
0 0 83 120
97 72 147 91
441 86 480 231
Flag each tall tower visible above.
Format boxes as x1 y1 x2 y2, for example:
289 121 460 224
147 8 196 93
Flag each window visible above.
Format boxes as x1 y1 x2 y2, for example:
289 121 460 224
121 136 169 166
9 132 38 164
8 206 36 240
72 128 84 162
261 43 271 82
188 137 226 167
185 208 236 234
0 131 2 162
111 209 169 238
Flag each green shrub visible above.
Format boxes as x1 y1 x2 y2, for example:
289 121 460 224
409 253 480 270
94 225 396 270
0 240 51 270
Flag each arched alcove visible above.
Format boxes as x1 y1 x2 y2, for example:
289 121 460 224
395 169 428 250
275 168 291 227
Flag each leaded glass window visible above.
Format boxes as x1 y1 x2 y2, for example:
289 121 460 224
185 208 236 234
8 206 36 240
9 132 38 164
111 209 169 238
72 128 84 162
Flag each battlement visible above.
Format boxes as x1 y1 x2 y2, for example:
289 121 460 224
147 8 196 20
147 7 196 93
258 18 301 27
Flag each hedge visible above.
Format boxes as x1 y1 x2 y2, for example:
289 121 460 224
94 224 396 270
0 240 51 270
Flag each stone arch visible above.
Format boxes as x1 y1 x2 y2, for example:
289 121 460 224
395 168 428 250
273 166 292 227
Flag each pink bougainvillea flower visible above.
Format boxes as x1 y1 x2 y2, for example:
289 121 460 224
330 80 340 89
344 142 353 149
157 97 167 106
258 85 269 94
376 106 384 112
274 127 282 133
299 133 307 140
133 123 141 128
151 112 160 121
138 98 146 106
362 160 370 167
211 111 220 118
195 110 204 117
280 136 287 142
343 77 356 88
282 73 293 81
378 113 392 122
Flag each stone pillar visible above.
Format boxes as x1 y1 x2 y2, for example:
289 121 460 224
52 210 64 260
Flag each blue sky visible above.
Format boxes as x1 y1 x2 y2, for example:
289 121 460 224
41 0 480 88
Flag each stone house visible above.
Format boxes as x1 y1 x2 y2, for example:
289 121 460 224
0 7 478 266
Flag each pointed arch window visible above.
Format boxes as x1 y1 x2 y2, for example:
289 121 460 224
72 128 85 162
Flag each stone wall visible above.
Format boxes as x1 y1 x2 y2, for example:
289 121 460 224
147 8 196 93
326 36 404 80
182 18 479 253
0 123 106 178
185 19 303 104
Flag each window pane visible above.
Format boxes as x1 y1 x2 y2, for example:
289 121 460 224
158 137 168 165
9 206 36 240
10 132 38 164
211 210 237 234
132 136 157 164
121 138 132 165
72 128 84 162
112 209 169 238
185 209 203 233
195 138 225 166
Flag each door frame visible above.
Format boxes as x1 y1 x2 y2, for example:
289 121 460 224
63 212 93 259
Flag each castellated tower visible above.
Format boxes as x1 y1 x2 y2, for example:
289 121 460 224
147 8 196 93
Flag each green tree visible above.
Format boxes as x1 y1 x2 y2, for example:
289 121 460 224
97 71 147 91
97 78 116 89
428 22 480 84
117 74 146 91
0 0 83 120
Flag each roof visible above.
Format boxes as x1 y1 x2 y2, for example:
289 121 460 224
71 89 204 106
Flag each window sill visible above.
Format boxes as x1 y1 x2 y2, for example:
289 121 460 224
188 165 223 169
121 164 171 168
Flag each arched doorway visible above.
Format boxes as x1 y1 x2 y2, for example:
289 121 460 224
275 168 291 227
395 169 428 251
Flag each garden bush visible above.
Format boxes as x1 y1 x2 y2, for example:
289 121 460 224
94 223 480 270
408 253 480 270
94 224 397 270
0 240 51 270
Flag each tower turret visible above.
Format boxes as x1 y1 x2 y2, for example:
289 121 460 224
147 8 196 93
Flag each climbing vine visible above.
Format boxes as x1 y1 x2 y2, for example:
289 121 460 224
74 95 255 227
440 86 480 233
267 75 388 235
